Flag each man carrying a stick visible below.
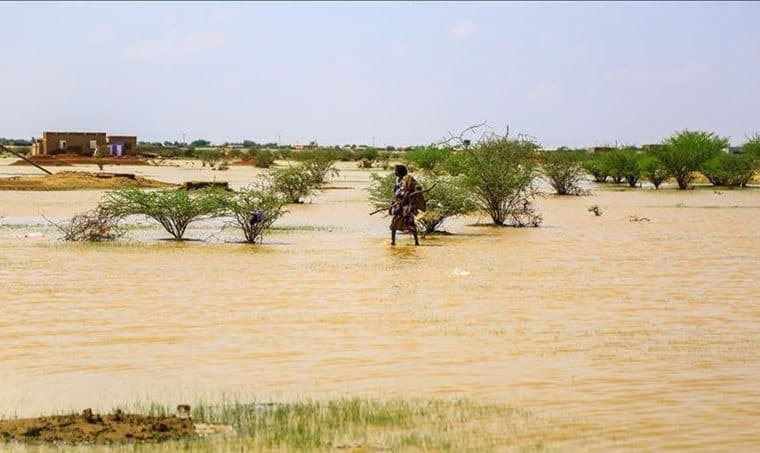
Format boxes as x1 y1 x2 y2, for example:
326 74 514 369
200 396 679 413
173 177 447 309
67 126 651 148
389 164 425 246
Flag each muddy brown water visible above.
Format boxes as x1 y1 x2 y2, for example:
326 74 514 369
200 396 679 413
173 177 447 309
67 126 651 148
1 159 759 451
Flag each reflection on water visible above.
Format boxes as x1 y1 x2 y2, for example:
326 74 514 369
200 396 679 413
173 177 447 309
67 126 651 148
1 161 760 450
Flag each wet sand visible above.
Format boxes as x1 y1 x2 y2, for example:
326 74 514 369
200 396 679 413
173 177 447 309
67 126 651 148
1 159 759 450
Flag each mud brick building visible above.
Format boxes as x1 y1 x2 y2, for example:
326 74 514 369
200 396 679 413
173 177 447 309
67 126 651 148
31 132 137 156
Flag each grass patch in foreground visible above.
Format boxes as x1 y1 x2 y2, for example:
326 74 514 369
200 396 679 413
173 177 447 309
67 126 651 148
1 398 581 452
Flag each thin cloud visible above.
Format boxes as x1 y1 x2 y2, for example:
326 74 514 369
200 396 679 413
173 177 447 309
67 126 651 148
451 20 482 41
125 32 227 59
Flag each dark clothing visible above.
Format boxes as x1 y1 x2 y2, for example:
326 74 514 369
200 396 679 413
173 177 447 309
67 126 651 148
390 174 423 232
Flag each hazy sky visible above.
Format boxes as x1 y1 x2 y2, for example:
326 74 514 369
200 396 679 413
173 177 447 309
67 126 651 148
2 1 759 147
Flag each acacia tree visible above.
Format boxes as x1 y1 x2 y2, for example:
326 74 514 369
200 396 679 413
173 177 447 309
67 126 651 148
459 136 542 226
542 151 586 195
100 187 226 240
654 130 728 189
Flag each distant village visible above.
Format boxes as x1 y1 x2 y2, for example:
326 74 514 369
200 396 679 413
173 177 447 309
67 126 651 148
0 130 749 156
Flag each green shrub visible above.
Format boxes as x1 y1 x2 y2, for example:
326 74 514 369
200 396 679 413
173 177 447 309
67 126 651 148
252 149 276 168
336 148 358 161
220 185 286 243
459 138 542 226
368 173 477 234
417 174 479 233
225 149 244 160
639 156 670 189
597 150 626 184
100 188 226 240
403 147 453 172
194 149 223 168
357 148 379 162
300 153 339 185
743 134 760 158
582 155 609 183
700 153 757 187
619 148 642 187
542 151 586 195
267 164 318 204
654 130 728 189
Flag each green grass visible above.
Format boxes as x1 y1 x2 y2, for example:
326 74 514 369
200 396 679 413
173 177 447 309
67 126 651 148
0 398 579 452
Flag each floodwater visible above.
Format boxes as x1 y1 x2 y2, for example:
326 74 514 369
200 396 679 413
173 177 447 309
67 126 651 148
1 159 759 451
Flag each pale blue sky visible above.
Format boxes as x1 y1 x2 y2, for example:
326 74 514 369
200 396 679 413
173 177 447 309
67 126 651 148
2 1 759 147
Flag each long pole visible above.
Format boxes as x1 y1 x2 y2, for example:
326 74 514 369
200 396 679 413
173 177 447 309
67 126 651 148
0 144 52 175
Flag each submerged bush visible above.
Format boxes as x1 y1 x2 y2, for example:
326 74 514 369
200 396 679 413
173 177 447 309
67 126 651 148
542 151 586 195
639 156 670 189
654 130 728 189
416 174 478 233
597 149 628 184
48 208 124 242
700 153 757 187
459 137 542 227
267 164 319 204
303 157 339 186
582 155 609 183
100 188 226 240
618 148 642 187
220 185 286 243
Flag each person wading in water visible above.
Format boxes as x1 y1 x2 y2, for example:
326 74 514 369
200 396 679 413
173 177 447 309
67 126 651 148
390 164 425 246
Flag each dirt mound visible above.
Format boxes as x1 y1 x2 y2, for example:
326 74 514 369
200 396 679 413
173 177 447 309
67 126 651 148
229 159 256 166
0 171 174 191
11 154 149 166
0 409 196 444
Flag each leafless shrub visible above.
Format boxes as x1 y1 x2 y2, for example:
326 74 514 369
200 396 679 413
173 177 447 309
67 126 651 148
46 208 124 241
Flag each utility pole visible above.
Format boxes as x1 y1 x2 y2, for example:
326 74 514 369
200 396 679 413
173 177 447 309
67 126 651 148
371 136 375 147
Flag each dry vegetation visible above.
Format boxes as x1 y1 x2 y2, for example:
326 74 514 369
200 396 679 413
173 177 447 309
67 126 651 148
0 172 173 191
0 398 584 452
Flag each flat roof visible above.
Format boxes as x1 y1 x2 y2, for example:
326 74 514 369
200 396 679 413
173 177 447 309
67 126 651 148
43 131 106 135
